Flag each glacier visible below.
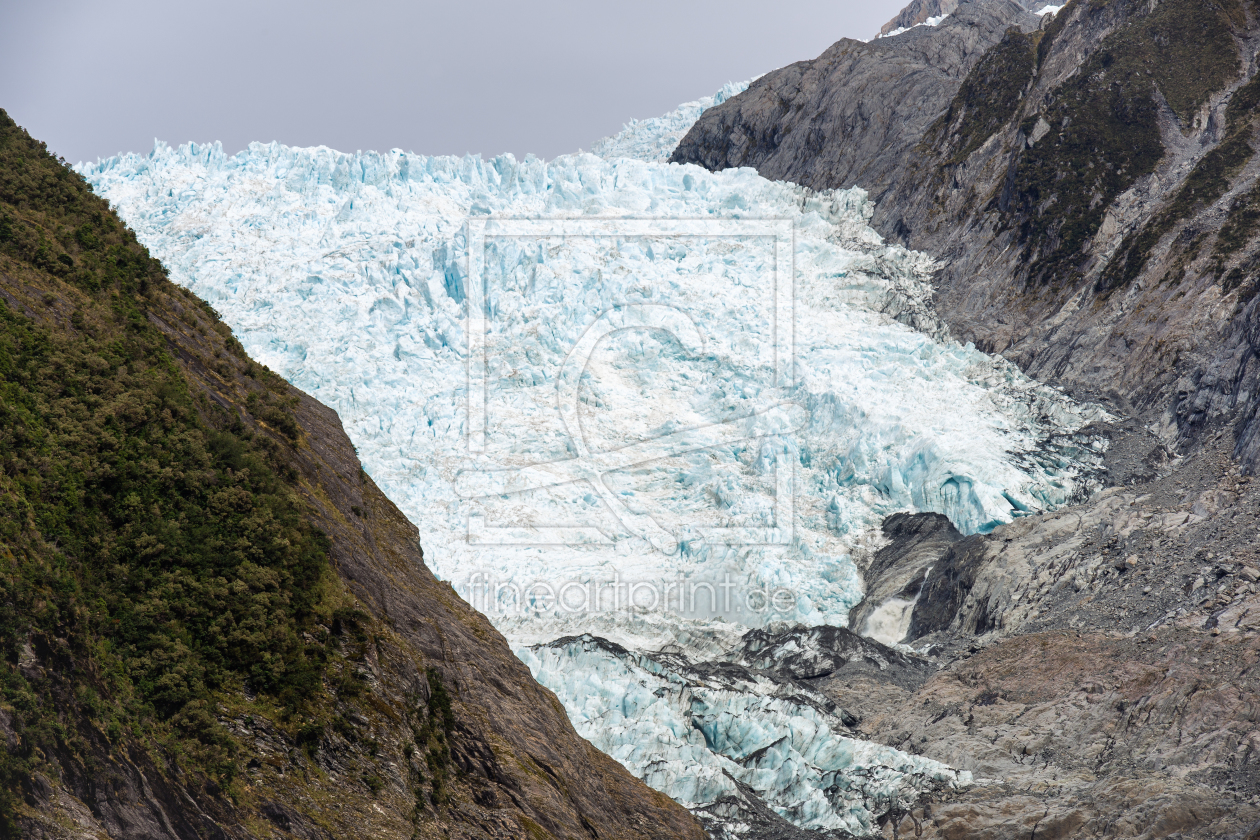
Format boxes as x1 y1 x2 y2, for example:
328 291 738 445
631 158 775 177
79 85 1105 834
521 634 963 838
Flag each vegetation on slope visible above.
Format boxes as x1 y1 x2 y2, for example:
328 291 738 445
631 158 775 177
1208 73 1260 293
1099 62 1260 292
0 109 708 840
0 108 347 832
924 27 1039 165
1000 0 1244 287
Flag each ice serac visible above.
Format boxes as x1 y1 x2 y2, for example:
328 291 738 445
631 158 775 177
79 83 1103 834
592 81 750 163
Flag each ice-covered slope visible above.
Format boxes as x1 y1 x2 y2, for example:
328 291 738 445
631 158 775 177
79 88 1103 833
591 80 750 162
80 143 1100 637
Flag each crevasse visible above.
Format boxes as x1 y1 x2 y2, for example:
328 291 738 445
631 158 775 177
78 86 1103 834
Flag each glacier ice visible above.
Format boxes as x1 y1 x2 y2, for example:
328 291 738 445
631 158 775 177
591 80 750 163
78 83 1105 833
521 634 967 837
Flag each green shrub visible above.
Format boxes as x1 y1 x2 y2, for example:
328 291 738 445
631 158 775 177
1100 130 1253 291
926 28 1037 164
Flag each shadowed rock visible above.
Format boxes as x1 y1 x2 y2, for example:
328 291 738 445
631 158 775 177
847 512 964 639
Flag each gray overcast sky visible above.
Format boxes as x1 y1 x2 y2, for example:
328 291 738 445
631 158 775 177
1 0 910 165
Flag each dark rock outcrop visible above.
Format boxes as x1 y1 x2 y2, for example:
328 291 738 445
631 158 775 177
731 624 933 690
846 512 964 636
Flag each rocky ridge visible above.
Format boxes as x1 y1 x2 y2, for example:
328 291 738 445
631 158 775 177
672 0 1260 836
670 1 1041 218
880 0 1059 36
675 0 1260 474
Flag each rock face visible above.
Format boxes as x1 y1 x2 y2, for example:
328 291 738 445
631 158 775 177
671 0 1040 216
673 0 1260 836
729 624 934 690
880 0 964 35
845 512 964 639
673 0 1260 476
878 0 1056 36
873 0 1260 474
1 111 702 840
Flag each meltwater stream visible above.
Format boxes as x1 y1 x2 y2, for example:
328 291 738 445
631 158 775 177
81 85 1104 836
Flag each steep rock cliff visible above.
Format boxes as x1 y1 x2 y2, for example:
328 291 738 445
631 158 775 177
670 0 1040 211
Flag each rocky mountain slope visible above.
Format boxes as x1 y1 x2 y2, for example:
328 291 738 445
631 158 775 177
674 0 1260 475
672 0 1260 836
0 110 703 840
670 0 1042 217
837 432 1260 839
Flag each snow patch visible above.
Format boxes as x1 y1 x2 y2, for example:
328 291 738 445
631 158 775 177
879 14 949 39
